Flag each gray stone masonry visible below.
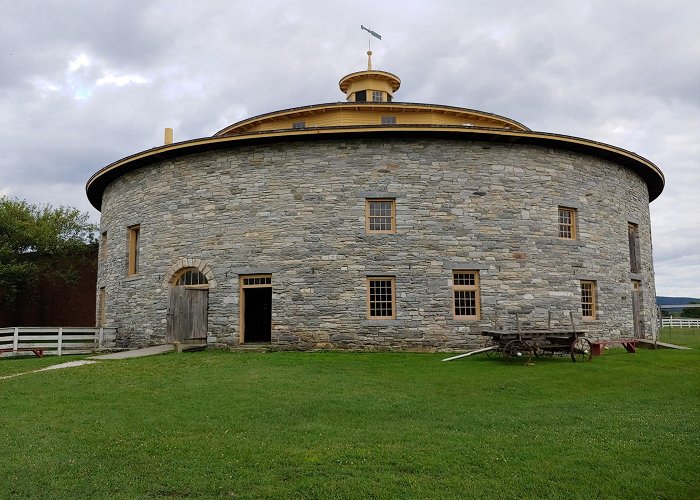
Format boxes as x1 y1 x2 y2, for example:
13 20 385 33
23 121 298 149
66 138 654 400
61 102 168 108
96 138 658 350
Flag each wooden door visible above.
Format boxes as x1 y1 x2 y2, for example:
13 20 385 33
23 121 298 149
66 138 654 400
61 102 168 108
631 281 643 339
167 287 208 343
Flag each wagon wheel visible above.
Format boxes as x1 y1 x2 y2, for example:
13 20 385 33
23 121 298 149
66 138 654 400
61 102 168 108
502 340 533 364
484 338 500 358
570 338 592 362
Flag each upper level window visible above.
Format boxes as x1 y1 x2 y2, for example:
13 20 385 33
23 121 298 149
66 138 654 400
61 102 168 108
580 280 597 319
367 277 395 319
628 223 641 273
292 121 305 129
366 199 396 234
381 116 396 125
372 91 383 102
558 207 577 239
127 225 140 275
452 271 481 320
355 90 367 102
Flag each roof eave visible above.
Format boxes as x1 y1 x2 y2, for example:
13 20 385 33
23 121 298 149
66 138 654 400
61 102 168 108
86 126 664 210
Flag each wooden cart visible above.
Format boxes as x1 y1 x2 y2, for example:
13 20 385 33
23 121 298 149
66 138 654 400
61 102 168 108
481 328 592 363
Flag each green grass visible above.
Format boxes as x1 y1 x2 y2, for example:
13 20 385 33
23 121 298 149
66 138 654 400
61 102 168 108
1 344 698 499
0 354 89 378
659 326 700 349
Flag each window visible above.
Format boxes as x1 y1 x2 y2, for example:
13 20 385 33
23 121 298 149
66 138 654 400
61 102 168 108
355 90 367 102
628 223 641 273
580 280 597 319
97 287 106 327
292 121 305 129
176 269 208 287
100 231 108 259
558 207 577 239
242 275 272 287
381 116 396 125
365 199 396 233
127 225 140 275
367 277 395 319
452 271 480 320
372 90 383 102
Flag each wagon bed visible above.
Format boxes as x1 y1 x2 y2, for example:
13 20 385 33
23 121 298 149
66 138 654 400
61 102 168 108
481 328 592 363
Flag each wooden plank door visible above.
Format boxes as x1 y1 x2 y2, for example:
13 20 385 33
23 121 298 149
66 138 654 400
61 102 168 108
167 287 208 343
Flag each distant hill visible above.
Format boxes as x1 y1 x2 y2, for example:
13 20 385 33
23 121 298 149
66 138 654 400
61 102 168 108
657 296 700 310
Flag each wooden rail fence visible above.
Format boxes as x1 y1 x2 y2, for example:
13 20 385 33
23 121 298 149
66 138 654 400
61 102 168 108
0 327 117 356
661 318 700 328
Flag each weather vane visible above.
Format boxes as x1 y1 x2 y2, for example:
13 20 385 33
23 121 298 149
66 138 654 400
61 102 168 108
361 25 382 70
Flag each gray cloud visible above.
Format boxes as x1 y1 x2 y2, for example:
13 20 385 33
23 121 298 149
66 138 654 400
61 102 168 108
1 0 698 296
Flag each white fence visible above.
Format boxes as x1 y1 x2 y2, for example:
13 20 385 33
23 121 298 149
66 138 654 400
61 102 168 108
0 327 117 356
661 318 700 328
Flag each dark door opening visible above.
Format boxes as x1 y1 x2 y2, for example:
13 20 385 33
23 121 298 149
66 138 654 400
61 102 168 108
244 287 272 343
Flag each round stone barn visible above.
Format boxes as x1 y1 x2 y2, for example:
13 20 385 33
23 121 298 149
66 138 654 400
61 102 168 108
87 57 664 350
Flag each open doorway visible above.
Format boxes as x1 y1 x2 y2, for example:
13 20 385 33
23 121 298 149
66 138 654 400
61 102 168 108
240 275 272 343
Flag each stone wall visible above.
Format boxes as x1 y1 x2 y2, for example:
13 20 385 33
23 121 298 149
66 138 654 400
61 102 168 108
96 138 658 350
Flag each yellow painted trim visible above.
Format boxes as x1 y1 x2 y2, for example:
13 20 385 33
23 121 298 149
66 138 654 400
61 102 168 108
339 70 401 93
215 103 529 136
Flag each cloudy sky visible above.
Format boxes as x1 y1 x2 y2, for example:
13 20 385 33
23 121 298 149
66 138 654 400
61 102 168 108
1 1 698 297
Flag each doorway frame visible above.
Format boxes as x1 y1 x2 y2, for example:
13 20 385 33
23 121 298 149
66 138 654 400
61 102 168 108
239 274 272 344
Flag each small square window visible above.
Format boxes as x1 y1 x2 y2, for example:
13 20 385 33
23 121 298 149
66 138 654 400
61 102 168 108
452 271 481 320
581 280 597 319
355 90 367 102
372 91 383 102
381 116 396 125
367 277 395 319
366 199 396 234
558 207 577 239
292 121 305 129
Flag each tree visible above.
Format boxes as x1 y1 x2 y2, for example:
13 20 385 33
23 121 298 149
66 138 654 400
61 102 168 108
680 302 700 319
0 197 97 306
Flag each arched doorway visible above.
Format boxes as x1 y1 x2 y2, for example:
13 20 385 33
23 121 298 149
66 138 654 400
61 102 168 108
166 268 209 344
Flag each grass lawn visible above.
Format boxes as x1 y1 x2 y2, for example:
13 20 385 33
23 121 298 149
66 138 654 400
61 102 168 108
1 333 698 499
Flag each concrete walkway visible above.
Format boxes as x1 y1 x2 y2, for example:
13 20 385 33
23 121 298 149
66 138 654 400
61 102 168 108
2 344 205 381
89 344 175 360
636 339 692 350
0 360 98 381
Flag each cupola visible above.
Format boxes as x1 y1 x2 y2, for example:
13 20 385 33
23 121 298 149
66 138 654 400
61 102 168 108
338 51 401 103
